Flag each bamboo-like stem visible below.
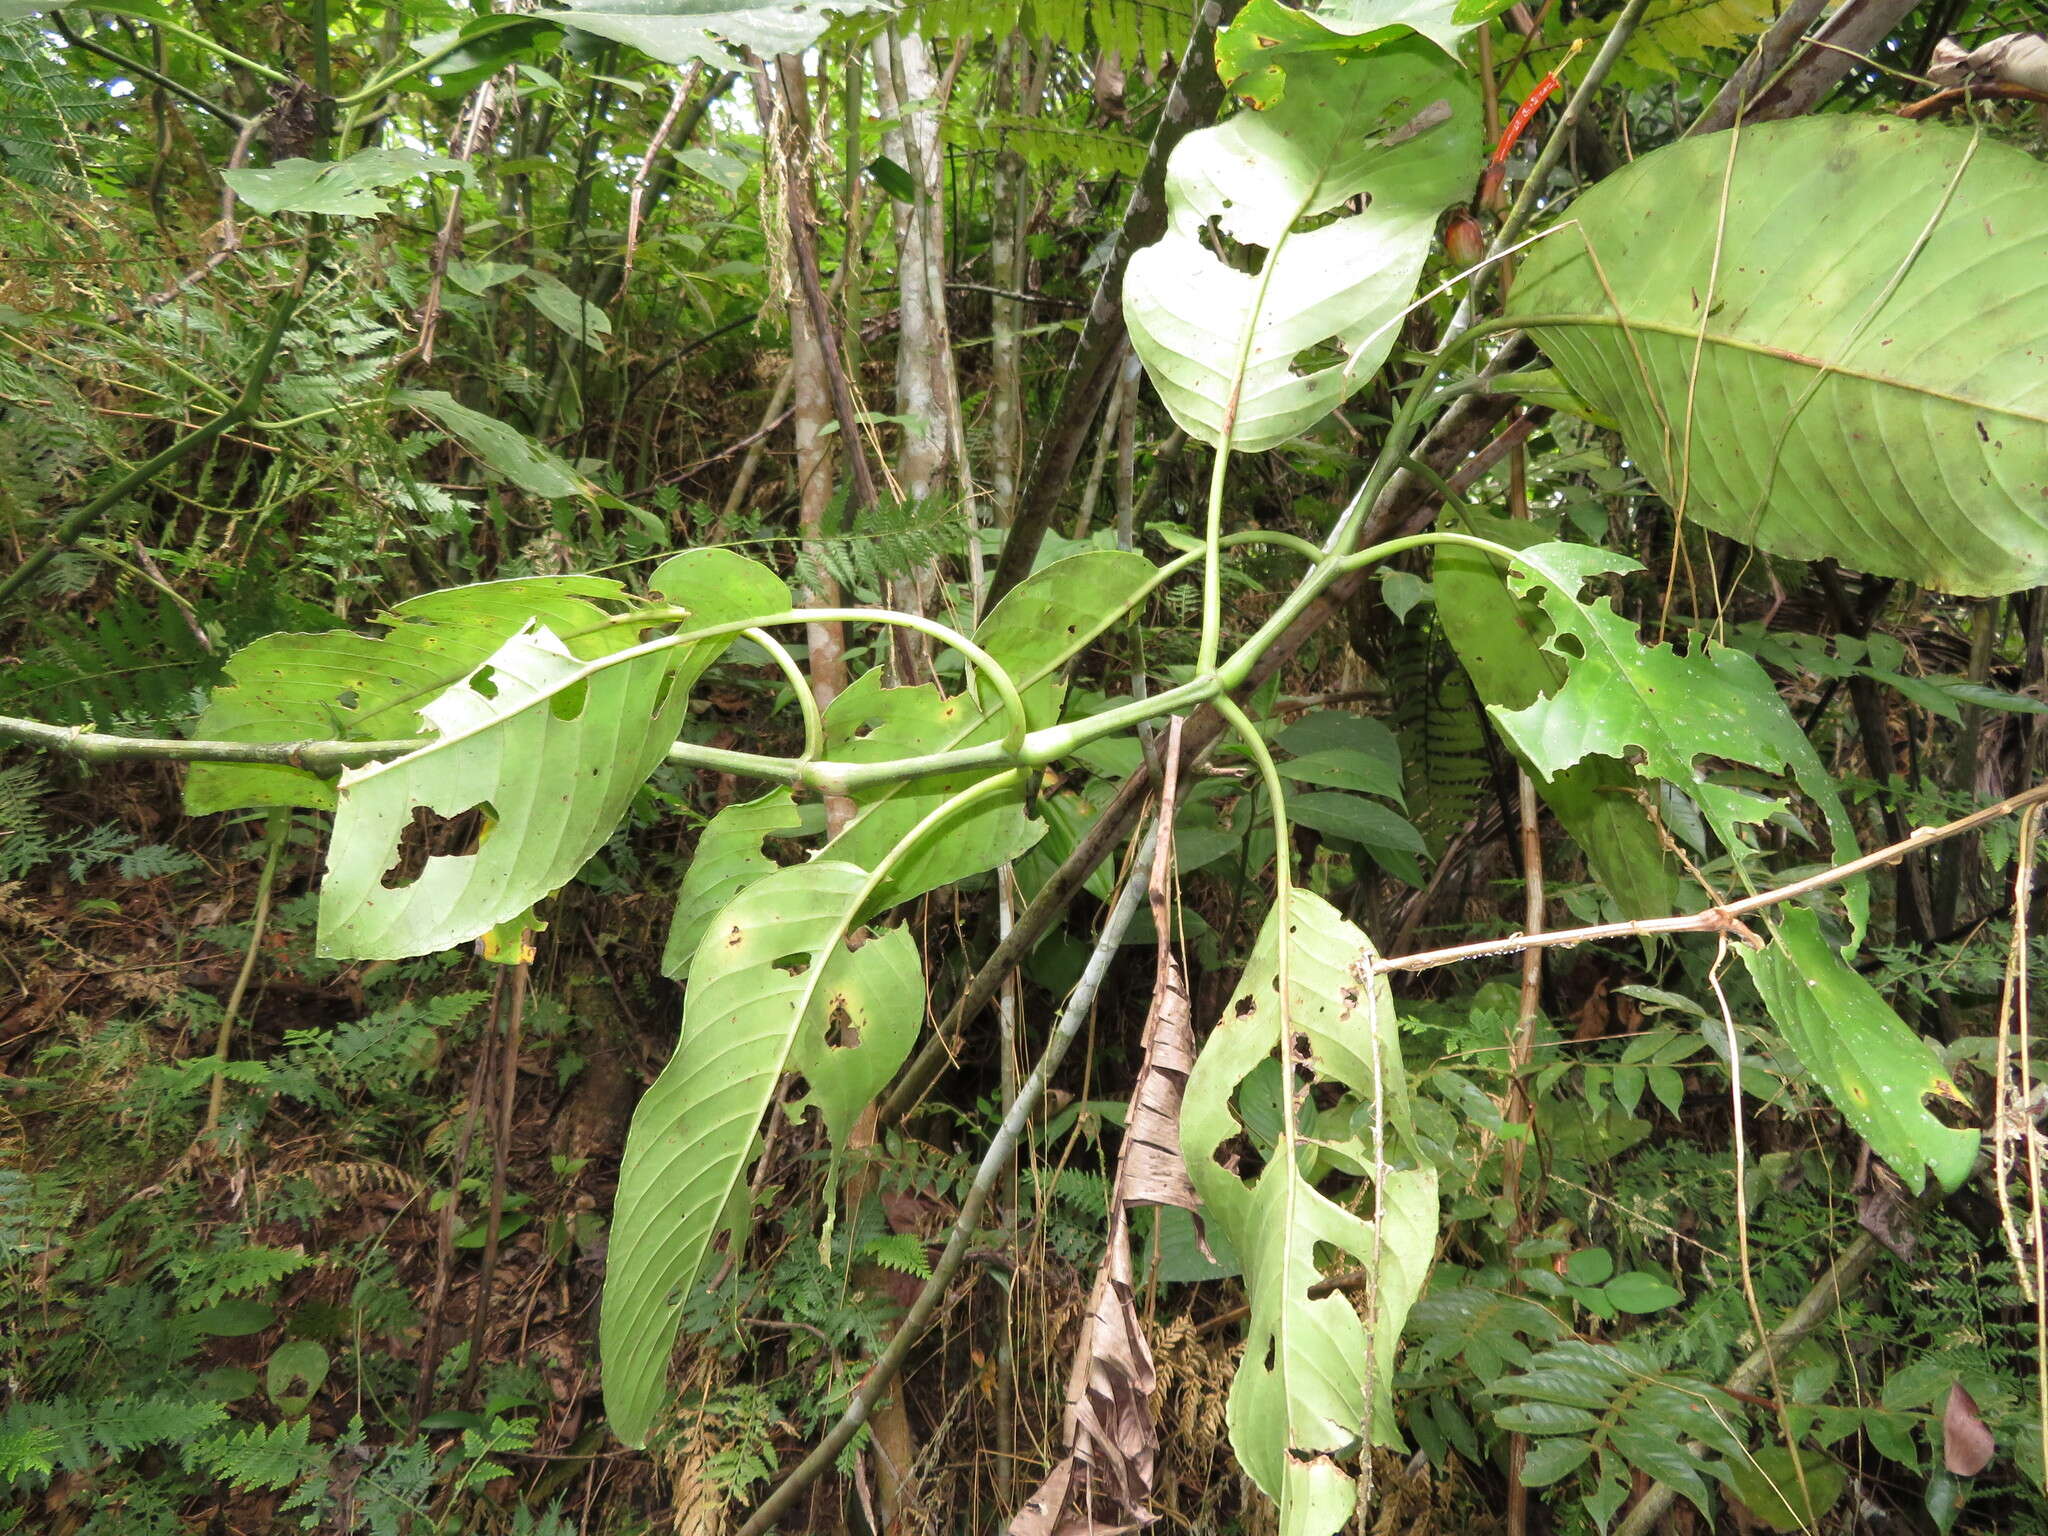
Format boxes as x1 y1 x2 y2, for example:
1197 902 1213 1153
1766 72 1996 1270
0 269 311 613
463 955 532 1400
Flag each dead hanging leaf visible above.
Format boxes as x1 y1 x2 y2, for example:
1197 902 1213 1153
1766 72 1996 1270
1930 32 2048 93
1010 968 1185 1536
1123 950 1199 1215
1012 742 1193 1536
1944 1382 1996 1477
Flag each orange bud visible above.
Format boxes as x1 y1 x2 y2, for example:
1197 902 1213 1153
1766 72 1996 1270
1444 210 1486 270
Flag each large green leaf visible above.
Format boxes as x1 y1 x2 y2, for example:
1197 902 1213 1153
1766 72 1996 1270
538 0 887 67
1509 117 2048 595
821 549 1156 906
1742 909 1978 1194
601 861 923 1446
317 624 690 958
1124 17 1478 453
1484 541 1863 939
315 552 788 958
1180 891 1436 1536
185 577 637 816
394 389 592 500
1432 513 1678 919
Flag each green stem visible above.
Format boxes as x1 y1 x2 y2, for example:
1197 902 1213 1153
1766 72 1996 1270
743 626 824 762
54 13 248 128
616 607 1034 758
200 810 290 1142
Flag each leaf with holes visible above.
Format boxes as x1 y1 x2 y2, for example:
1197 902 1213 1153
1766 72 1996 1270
1485 541 1863 940
1742 908 1978 1194
822 549 1156 907
1433 512 1678 919
1124 12 1477 454
661 790 808 981
601 861 924 1446
1179 890 1436 1536
1509 117 2048 595
186 576 641 816
317 624 689 958
315 552 787 958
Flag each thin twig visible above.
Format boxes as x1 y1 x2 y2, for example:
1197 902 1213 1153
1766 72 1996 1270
199 810 289 1144
463 953 531 1400
1370 778 2048 976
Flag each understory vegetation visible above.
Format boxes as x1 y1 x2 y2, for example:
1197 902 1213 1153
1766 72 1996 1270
3 0 2048 1533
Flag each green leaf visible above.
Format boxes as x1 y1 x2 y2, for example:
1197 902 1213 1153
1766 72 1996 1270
660 790 806 981
1518 1435 1594 1487
520 271 612 348
1285 789 1426 855
317 554 784 958
1125 37 1478 452
1485 541 1864 940
1723 1446 1848 1532
866 155 914 201
786 923 921 1151
1434 515 1679 919
601 861 924 1446
1741 908 1979 1194
1562 1247 1613 1286
1407 1282 1564 1381
264 1341 329 1415
821 550 1154 908
538 0 888 67
1179 890 1436 1536
395 389 591 500
1217 0 1473 101
1276 710 1404 803
222 147 470 217
1509 117 2048 596
317 626 686 958
186 577 636 815
1603 1271 1682 1314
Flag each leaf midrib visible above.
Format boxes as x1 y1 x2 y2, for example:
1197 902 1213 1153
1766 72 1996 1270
1515 311 2048 427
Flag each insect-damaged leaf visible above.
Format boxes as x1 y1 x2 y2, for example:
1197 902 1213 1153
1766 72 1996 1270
1742 908 1978 1195
1124 13 1478 453
602 862 923 1447
1179 891 1435 1536
315 551 787 958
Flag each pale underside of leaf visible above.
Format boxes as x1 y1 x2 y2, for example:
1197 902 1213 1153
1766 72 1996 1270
1510 116 2048 595
601 860 922 1447
318 622 691 958
1179 892 1434 1536
1124 39 1478 453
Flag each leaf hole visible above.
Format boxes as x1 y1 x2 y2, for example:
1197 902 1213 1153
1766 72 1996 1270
379 801 496 889
826 1001 861 1050
470 666 498 699
550 679 589 722
771 952 811 977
